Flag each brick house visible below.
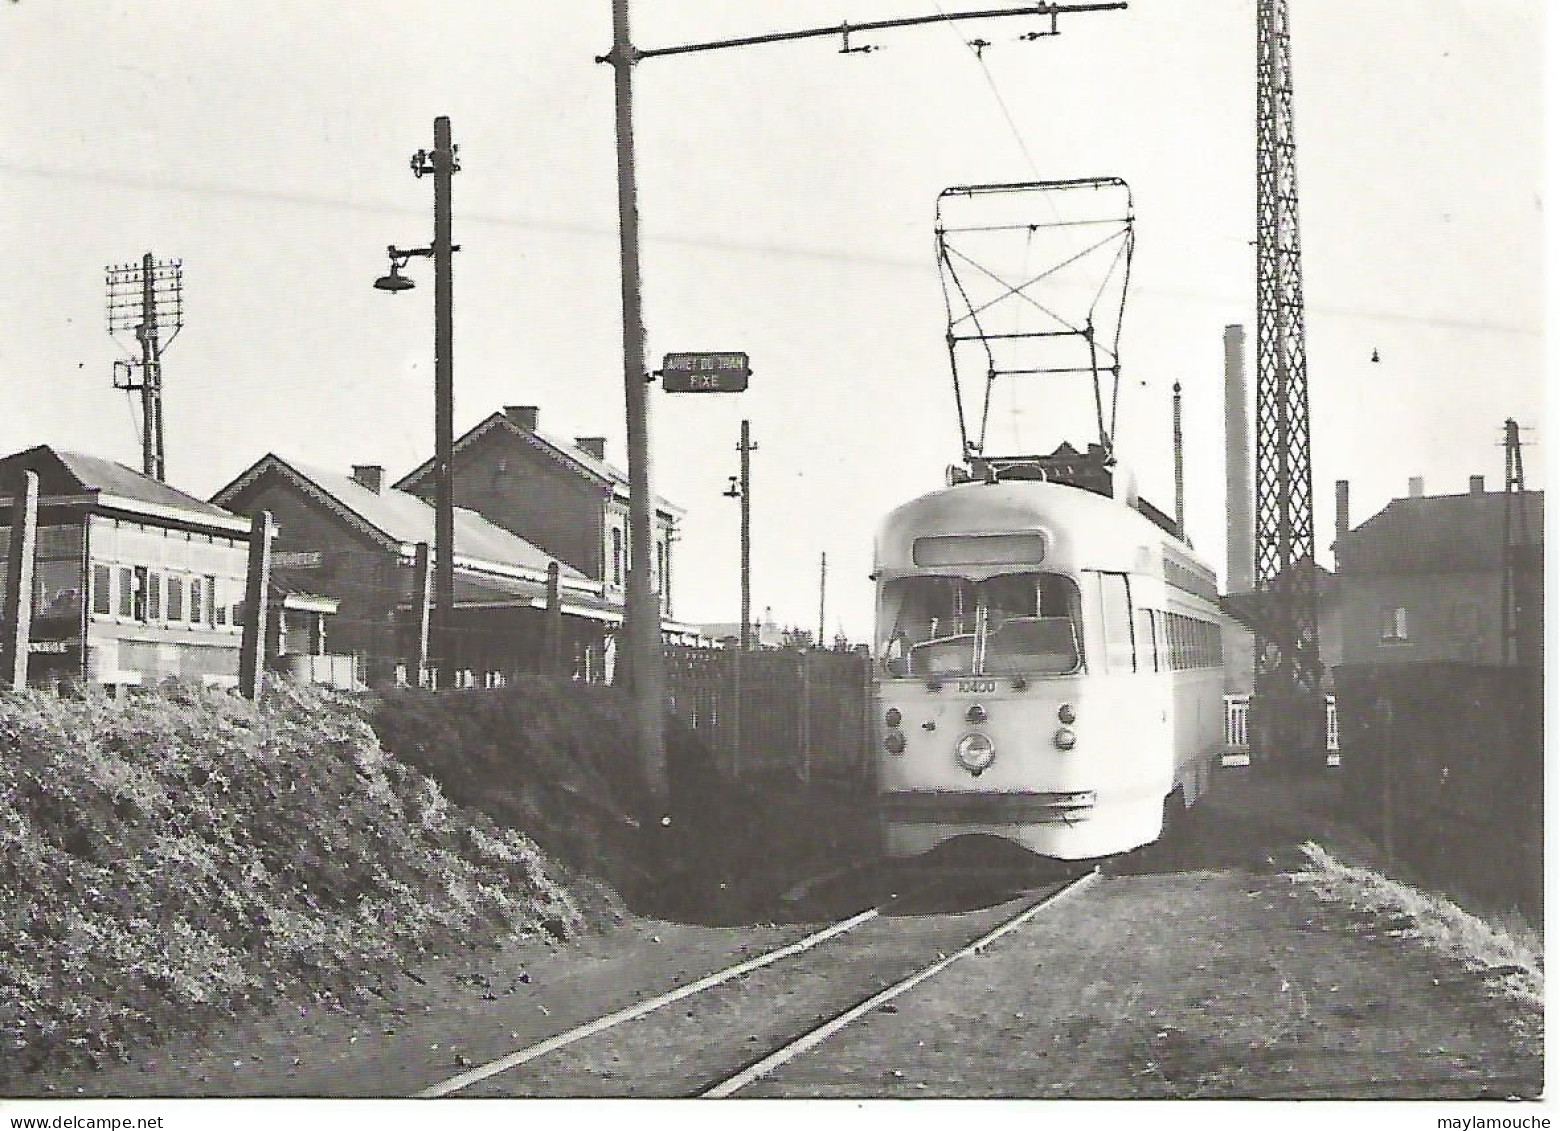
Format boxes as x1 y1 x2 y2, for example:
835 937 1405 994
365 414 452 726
1332 475 1544 667
211 454 623 686
393 405 686 624
0 445 255 691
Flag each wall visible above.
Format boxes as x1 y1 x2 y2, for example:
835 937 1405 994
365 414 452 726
1333 661 1542 916
1336 571 1502 666
224 478 405 677
425 429 607 580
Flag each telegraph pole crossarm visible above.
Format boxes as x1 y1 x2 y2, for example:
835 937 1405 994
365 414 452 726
608 2 1127 62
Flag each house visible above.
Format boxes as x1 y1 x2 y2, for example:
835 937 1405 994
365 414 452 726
393 405 686 623
0 445 255 691
211 454 625 686
1332 475 1543 668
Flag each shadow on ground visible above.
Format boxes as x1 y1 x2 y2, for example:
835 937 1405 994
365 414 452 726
1113 767 1353 879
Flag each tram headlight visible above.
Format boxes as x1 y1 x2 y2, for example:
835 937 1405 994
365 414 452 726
884 707 902 728
1053 727 1077 751
955 732 996 775
884 730 906 755
1057 703 1076 725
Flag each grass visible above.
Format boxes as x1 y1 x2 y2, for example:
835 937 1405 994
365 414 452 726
0 678 593 1083
1290 841 1544 1009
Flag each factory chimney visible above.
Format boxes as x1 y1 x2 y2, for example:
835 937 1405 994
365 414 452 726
1223 325 1254 592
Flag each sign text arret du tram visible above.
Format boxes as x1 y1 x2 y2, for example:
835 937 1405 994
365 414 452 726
660 351 751 393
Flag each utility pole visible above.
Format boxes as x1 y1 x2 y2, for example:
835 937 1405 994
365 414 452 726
376 116 460 689
430 116 457 692
818 551 827 649
107 254 183 481
737 420 756 649
1501 417 1533 667
720 423 758 648
600 0 1126 815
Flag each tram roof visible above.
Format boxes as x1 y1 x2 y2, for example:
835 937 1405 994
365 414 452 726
874 479 1167 579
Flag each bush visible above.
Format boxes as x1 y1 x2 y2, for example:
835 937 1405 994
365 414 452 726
0 679 589 1081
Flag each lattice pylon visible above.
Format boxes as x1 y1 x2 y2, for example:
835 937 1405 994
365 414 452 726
1252 0 1324 769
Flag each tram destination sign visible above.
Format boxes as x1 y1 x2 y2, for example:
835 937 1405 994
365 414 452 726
660 351 750 393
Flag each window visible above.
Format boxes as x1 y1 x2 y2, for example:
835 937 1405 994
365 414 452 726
213 577 227 626
167 576 185 622
147 572 162 621
133 566 149 622
188 575 204 625
1381 605 1410 643
610 527 623 587
203 576 217 627
1137 608 1158 672
116 567 135 618
1095 573 1135 673
879 572 1083 678
92 565 111 615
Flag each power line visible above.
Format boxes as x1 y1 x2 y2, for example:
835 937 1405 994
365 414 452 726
0 162 1539 339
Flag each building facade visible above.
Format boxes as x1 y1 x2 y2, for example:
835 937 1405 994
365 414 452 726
0 446 255 691
1332 476 1544 668
212 454 631 686
393 405 684 620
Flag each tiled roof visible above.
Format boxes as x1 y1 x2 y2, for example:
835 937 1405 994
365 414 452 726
214 454 589 581
1336 490 1544 575
0 445 237 521
392 411 684 516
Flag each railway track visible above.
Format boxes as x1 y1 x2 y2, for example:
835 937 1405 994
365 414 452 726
416 863 1099 1099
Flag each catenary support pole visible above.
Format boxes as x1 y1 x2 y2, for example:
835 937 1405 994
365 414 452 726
0 471 40 690
607 0 669 820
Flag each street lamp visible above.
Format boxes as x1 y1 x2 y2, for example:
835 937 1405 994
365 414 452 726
375 115 460 689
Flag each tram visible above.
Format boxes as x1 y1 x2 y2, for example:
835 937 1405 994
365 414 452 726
871 452 1226 860
873 176 1225 859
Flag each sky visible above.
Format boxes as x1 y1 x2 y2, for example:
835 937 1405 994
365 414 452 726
0 0 1545 643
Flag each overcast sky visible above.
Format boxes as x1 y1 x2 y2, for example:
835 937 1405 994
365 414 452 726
1 1 1544 641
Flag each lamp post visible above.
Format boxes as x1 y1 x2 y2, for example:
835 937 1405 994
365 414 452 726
375 115 460 689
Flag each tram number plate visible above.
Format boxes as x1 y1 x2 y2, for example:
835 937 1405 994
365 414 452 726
957 680 997 693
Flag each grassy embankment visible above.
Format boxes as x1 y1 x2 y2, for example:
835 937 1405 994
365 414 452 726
0 677 867 1085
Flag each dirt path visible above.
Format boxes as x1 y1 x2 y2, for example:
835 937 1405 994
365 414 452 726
750 772 1543 1098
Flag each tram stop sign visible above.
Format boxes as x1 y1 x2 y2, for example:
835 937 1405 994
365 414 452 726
660 351 750 393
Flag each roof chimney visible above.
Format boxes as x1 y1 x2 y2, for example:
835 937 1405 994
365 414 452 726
575 437 606 461
351 464 384 495
1408 476 1424 499
1335 479 1350 545
1469 475 1485 495
506 405 539 431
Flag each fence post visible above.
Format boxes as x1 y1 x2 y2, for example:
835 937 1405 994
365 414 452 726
238 510 274 700
411 542 433 686
1376 694 1394 868
545 561 563 677
799 649 812 784
0 471 39 690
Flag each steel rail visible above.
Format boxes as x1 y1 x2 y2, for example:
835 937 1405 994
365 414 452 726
700 866 1100 1097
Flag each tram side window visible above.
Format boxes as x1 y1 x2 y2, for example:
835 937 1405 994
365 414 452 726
1095 572 1135 673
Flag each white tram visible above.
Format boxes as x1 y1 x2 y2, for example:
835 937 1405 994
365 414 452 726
872 469 1225 860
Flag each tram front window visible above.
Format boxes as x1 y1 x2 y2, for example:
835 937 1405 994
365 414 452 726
879 572 1082 678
